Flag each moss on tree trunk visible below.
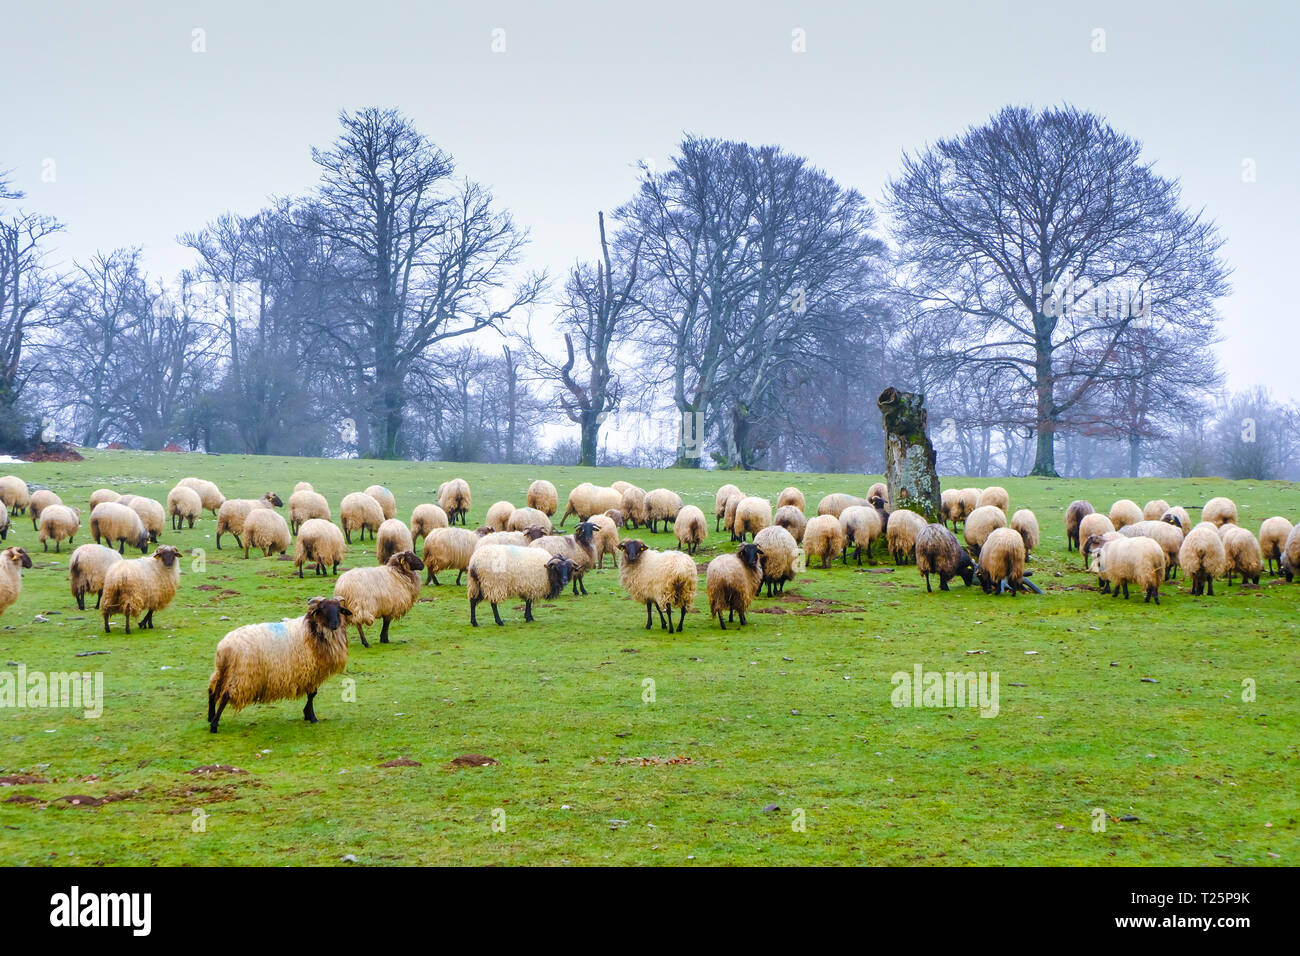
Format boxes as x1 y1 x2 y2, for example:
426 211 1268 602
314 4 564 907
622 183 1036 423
877 387 942 524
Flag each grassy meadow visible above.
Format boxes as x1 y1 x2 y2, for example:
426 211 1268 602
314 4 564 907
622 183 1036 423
0 449 1295 866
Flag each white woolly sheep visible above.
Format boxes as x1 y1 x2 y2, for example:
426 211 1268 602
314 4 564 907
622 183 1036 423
89 488 121 511
1161 507 1191 534
1010 509 1040 558
803 514 846 569
1108 499 1143 531
774 504 807 544
0 547 32 617
963 505 1007 558
288 489 331 535
178 477 225 514
611 481 634 496
526 479 558 516
1221 526 1263 586
1259 516 1293 575
777 487 805 513
38 504 80 552
559 483 622 526
293 481 313 494
242 508 291 559
126 496 165 542
422 526 480 585
0 476 30 515
341 492 385 543
915 523 975 592
1282 525 1300 582
617 539 698 632
839 505 882 565
620 485 649 528
1202 496 1238 528
216 493 283 550
1094 536 1167 603
976 527 1028 595
409 503 449 545
753 525 798 596
886 508 927 565
1143 499 1171 521
588 513 621 569
1179 524 1227 596
732 496 772 542
364 485 397 520
507 506 553 534
167 485 203 530
467 545 575 626
90 501 150 555
485 500 516 532
294 518 346 578
867 482 889 506
644 488 684 533
376 518 415 565
705 542 765 629
673 505 708 554
334 551 424 645
437 478 472 526
29 489 62 529
530 521 598 595
0 501 8 541
722 491 746 537
816 493 866 519
940 488 969 530
1077 513 1116 566
1064 499 1095 552
475 529 544 549
1119 520 1184 580
69 543 123 610
714 484 742 531
976 486 1009 513
101 545 182 633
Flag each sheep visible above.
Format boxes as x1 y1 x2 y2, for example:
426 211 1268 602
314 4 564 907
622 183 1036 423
1010 509 1040 558
37 504 80 552
1082 531 1123 578
126 496 165 542
976 486 1009 513
753 525 799 596
816 493 866 519
409 503 449 545
437 478 472 525
963 505 1007 559
376 519 415 565
1202 496 1238 528
467 545 575 626
89 501 150 555
68 543 123 610
1178 524 1227 596
29 489 62 529
673 505 708 554
976 527 1027 595
620 485 649 528
101 545 182 633
611 481 634 496
294 518 346 578
1259 516 1294 575
364 485 397 520
722 491 746 537
867 482 889 506
1119 520 1185 580
0 502 8 541
207 597 353 733
940 488 970 530
1108 499 1143 531
507 507 553 534
421 527 479 585
1283 525 1300 583
777 487 806 513
617 539 698 632
1143 499 1171 521
0 547 32 616
886 508 927 565
485 500 516 532
732 496 771 542
774 504 807 544
293 481 313 494
288 489 331 535
333 551 424 646
802 515 845 570
839 505 882 565
559 482 621 526
0 475 30 515
705 542 765 629
644 488 684 533
340 491 385 543
530 521 598 595
1093 536 1167 603
526 479 558 516
242 508 291 559
915 523 976 592
1064 500 1095 552
216 493 283 550
177 477 225 515
89 488 121 511
1221 526 1263 586
588 513 621 569
1076 512 1116 567
1161 507 1192 535
167 485 203 531
714 484 742 531
475 529 545 549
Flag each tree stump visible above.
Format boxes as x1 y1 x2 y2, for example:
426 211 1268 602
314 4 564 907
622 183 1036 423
877 387 942 523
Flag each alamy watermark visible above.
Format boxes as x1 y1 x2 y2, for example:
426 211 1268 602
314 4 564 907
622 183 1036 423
890 664 999 718
0 665 103 718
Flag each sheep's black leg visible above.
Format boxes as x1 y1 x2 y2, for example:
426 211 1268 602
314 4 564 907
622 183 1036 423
355 624 370 648
209 694 229 733
645 600 653 629
925 573 932 593
940 577 950 592
380 617 391 643
657 605 667 629
298 564 304 578
1207 579 1215 596
303 691 318 723
456 571 464 586
118 541 125 554
738 609 747 625
142 610 154 628
207 689 216 723
717 611 726 630
345 529 352 544
427 569 437 584
94 592 101 609
728 609 734 622
470 598 479 626
495 602 506 625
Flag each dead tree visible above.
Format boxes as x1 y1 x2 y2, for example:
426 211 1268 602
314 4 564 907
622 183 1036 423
877 387 942 523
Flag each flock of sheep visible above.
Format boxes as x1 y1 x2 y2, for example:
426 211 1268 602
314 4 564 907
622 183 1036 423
1 471 1296 734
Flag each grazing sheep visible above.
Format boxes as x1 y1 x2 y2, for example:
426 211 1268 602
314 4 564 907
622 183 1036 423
530 521 598 595
732 496 771 542
364 485 397 520
1119 520 1185 580
68 543 123 610
1094 536 1167 603
1282 525 1300 582
334 551 424 646
475 529 545 549
559 483 622 526
1064 500 1095 552
644 489 684 533
714 484 742 531
29 489 62 529
101 545 182 633
437 478 472 526
604 508 625 528
940 488 970 530
507 507 553 534
774 504 807 544
611 480 634 496
1179 524 1227 596
753 525 799 596
0 502 7 541
467 545 575 626
1077 513 1116 567
1010 509 1040 558
886 508 927 565
963 505 1007 558
1259 516 1294 575
167 485 203 530
288 489 331 535
485 500 516 532
421 527 479 585
839 505 882 565
803 514 846 569
705 543 765 629
674 505 708 554
89 501 150 555
976 486 1009 513
1143 499 1171 521
89 488 121 511
177 477 225 514
617 539 698 632
867 482 889 506
294 518 346 578
293 482 313 494
0 476 30 515
588 513 622 569
38 504 80 552
216 493 283 550
1221 526 1263 586
722 491 746 538
1161 507 1192 534
206 596 353 733
975 527 1027 595
409 503 449 545
125 496 165 542
1082 531 1123 576
777 487 806 513
816 493 866 519
526 479 558 516
242 509 291 559
376 519 415 565
1109 499 1143 531
915 524 975 592
0 547 32 616
620 485 649 528
340 492 385 543
1202 496 1238 528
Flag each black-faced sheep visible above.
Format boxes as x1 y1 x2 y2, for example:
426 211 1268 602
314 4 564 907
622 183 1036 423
340 492 385 543
774 504 807 544
437 478 472 526
467 545 574 626
216 493 283 550
0 546 32 617
38 504 80 552
69 543 123 610
617 539 698 632
1161 507 1191 534
101 545 182 633
975 527 1027 595
333 551 424 646
507 506 553 534
89 501 151 555
705 543 764 629
867 482 889 506
1179 524 1227 596
753 525 799 596
1093 535 1166 603
126 497 165 542
915 523 975 592
294 518 346 578
530 521 598 595
288 489 331 535
803 514 846 569
167 485 203 530
1259 517 1293 575
1064 499 1094 552
1119 520 1184 580
376 518 415 565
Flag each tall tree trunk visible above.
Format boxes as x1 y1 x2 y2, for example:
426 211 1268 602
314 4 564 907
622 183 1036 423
579 410 600 466
877 387 942 522
1030 318 1060 476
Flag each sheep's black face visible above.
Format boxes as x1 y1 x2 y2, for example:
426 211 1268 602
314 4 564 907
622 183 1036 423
155 545 181 568
1161 513 1180 528
956 551 975 586
869 496 887 511
737 543 764 570
575 521 596 546
137 531 152 553
1081 534 1105 563
976 567 995 594
475 526 493 536
267 493 284 507
308 596 352 633
394 550 424 572
619 539 647 563
546 555 575 596
9 548 32 569
523 527 548 540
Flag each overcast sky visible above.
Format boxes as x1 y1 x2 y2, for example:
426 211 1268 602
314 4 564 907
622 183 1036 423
4 0 1296 402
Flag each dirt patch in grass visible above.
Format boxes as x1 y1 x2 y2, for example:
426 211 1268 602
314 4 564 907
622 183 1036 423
165 783 247 806
379 757 422 768
56 791 140 808
4 794 44 804
755 597 868 615
614 755 695 766
0 775 49 786
187 764 247 775
449 754 499 768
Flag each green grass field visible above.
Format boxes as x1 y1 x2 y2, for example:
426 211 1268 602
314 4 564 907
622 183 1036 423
0 450 1295 866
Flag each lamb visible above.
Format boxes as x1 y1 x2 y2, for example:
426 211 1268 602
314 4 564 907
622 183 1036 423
644 488 684 533
437 478 472 525
1077 513 1116 567
559 482 622 526
89 488 121 511
29 489 62 529
1064 500 1095 552
167 485 203 530
1119 520 1185 580
816 493 866 519
526 479 558 516
1143 499 1171 521
777 487 806 513
975 527 1027 596
485 500 516 532
1202 496 1238 528
288 489 331 535
1259 517 1294 575
507 507 553 534
774 504 807 544
530 521 598 595
89 501 150 555
963 505 1007 559
206 596 353 733
1093 536 1167 603
216 493 283 550
803 515 846 569
753 525 799 596
673 505 708 554
0 547 32 617
409 503 449 545
976 486 1009 513
333 551 424 646
838 505 882 565
867 482 889 506
421 527 479 585
587 513 622 569
293 518 346 578
68 543 123 610
886 508 927 565
37 504 80 552
705 542 765 629
340 491 385 543
1161 507 1192 534
242 508 291 559
1109 499 1143 531
915 523 976 592
732 496 772 542
617 539 698 632
364 485 397 520
940 488 970 530
126 496 165 542
1220 526 1263 586
101 545 182 633
0 476 30 515
620 485 649 528
177 477 225 515
714 484 742 531
1010 509 1040 558
376 518 415 565
1178 524 1227 596
1283 525 1300 583
467 545 575 626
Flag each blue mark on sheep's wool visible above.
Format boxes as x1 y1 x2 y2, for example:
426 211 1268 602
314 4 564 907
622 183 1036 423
266 620 290 641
